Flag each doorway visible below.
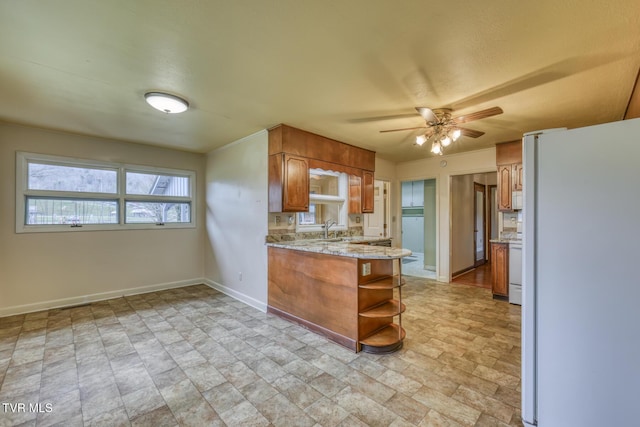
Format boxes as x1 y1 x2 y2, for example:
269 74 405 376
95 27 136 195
400 179 436 279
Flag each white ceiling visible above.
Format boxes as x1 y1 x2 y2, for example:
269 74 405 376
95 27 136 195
1 1 639 163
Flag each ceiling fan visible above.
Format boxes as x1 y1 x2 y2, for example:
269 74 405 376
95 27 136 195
380 106 503 154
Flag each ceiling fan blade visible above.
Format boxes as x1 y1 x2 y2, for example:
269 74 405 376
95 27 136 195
453 106 503 124
415 107 438 124
459 127 485 138
380 126 427 133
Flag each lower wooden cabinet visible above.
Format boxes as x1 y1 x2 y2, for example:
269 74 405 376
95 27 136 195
491 242 509 297
267 247 405 353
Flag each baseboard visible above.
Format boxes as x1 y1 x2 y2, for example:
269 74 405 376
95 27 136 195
203 279 267 313
0 278 204 318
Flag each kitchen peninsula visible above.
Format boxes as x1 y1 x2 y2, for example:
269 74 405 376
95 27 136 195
267 238 411 354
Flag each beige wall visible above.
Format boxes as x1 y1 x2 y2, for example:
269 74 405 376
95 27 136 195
204 131 269 311
396 148 496 281
0 122 206 316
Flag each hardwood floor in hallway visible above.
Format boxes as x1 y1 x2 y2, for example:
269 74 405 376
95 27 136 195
452 262 492 289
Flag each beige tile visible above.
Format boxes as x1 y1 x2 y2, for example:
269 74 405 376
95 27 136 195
451 386 514 423
472 365 520 390
333 386 399 426
412 386 481 427
0 279 522 427
255 393 316 426
305 396 351 427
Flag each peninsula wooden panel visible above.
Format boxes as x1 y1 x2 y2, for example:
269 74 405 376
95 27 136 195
268 247 359 348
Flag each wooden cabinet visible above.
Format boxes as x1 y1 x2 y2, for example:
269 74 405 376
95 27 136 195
362 170 374 213
348 174 362 214
267 247 406 353
497 164 513 211
491 242 509 297
269 153 309 212
512 163 523 191
496 140 523 212
349 171 375 214
268 124 376 213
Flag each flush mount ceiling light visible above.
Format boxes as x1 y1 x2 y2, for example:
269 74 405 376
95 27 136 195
144 92 189 114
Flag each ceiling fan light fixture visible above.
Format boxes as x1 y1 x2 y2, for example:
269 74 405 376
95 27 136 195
431 141 442 155
441 135 452 147
451 128 461 141
416 135 427 146
144 92 189 114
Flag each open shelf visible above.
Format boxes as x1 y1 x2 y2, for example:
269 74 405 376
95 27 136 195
359 299 405 318
359 276 405 290
360 324 406 354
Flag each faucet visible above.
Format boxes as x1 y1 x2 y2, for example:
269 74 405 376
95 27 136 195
323 219 337 239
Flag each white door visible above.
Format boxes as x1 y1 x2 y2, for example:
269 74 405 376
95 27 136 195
364 180 385 237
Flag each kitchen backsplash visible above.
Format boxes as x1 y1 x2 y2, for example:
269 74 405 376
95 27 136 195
501 211 522 239
266 213 365 243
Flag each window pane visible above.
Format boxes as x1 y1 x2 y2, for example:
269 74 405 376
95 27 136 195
298 203 340 225
126 172 190 197
28 163 117 193
309 169 339 196
125 202 191 223
26 197 118 225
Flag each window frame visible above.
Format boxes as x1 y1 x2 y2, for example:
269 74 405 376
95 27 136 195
16 152 196 233
296 169 348 233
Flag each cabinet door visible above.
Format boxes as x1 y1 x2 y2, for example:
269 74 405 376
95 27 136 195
362 171 374 213
512 163 523 191
348 174 362 214
491 243 509 296
497 165 512 211
411 180 424 207
283 154 309 212
401 181 413 207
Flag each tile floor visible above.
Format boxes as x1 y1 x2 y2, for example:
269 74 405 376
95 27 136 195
0 278 522 426
400 253 436 280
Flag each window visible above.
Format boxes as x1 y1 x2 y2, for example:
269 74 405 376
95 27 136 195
16 152 195 232
296 169 347 232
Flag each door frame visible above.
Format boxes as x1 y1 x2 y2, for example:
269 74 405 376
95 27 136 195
473 182 487 267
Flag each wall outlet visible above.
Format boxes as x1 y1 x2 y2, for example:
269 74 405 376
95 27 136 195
239 272 243 281
275 216 281 224
362 262 371 276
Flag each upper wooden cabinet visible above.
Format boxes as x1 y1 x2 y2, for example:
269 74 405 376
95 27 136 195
269 124 376 213
269 153 309 212
512 163 523 191
269 124 375 171
348 170 375 214
497 164 513 211
362 170 374 213
496 140 523 212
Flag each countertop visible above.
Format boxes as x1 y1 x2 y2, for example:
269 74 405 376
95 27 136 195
490 238 522 244
266 237 411 259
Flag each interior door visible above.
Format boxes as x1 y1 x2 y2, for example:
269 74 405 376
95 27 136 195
474 183 486 266
364 180 385 236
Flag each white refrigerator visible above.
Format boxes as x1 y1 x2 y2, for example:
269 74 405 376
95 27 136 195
522 119 640 427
